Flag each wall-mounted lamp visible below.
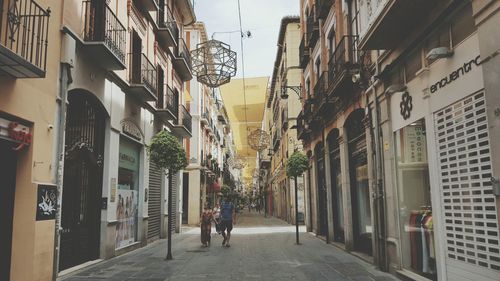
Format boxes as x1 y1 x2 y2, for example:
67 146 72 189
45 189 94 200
281 84 302 99
425 47 453 61
385 84 407 95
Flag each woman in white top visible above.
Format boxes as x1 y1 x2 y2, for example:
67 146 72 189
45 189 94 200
213 203 221 234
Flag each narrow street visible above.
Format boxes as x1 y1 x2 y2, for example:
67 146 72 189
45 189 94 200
59 212 399 281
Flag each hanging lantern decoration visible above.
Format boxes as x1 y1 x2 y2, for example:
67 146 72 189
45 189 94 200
247 129 270 152
190 39 237 88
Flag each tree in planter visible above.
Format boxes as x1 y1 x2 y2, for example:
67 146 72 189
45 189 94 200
286 151 309 245
147 130 187 260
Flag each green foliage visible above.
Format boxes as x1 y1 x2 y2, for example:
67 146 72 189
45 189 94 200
221 184 231 197
147 130 188 173
286 151 309 178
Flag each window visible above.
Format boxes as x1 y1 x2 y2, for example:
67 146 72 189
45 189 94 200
425 24 451 65
405 49 422 82
315 58 321 79
451 4 476 46
328 29 335 56
306 78 311 98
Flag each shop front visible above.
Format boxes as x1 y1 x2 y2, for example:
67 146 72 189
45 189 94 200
116 137 141 249
327 129 345 243
0 115 32 281
314 142 328 237
388 31 500 280
346 109 372 255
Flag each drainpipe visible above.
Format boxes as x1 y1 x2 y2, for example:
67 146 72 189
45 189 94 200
52 61 72 280
365 74 387 270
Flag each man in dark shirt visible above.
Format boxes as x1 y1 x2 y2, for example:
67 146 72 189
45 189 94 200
219 196 236 247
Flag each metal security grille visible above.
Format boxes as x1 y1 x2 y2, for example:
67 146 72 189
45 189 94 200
435 92 500 278
170 172 178 231
148 161 162 241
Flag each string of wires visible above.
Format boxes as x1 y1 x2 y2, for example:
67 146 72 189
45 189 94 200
237 0 250 159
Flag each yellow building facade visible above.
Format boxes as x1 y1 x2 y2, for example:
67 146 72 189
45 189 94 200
0 0 60 280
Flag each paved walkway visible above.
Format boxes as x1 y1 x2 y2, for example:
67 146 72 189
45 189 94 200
59 211 400 281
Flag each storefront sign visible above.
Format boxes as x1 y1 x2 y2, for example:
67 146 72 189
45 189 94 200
430 55 481 94
36 185 57 221
399 91 413 120
121 119 143 141
0 117 32 150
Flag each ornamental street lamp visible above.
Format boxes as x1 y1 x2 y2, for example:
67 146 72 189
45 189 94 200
190 39 237 88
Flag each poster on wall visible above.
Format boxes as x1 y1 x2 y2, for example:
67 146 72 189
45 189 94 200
403 125 427 163
115 187 138 248
36 184 57 221
115 138 141 249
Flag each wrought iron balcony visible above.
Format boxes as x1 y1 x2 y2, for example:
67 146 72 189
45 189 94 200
327 35 359 97
0 0 50 78
156 2 177 48
272 130 281 152
156 85 178 122
316 0 333 19
133 0 158 12
172 104 192 138
296 111 307 140
172 37 192 81
81 0 126 70
299 36 309 69
127 53 158 102
281 106 288 131
306 11 319 49
200 111 209 125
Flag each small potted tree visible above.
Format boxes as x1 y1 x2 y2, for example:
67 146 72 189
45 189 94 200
286 151 309 245
147 130 187 260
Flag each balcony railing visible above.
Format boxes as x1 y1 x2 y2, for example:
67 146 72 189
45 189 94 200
128 53 157 102
173 37 192 81
156 85 178 121
133 0 158 12
0 0 50 77
327 35 359 95
272 130 281 151
306 11 319 48
299 36 309 69
316 0 333 19
82 0 126 70
173 104 192 138
157 2 177 47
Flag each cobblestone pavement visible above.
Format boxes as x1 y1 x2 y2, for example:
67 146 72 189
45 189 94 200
59 211 400 281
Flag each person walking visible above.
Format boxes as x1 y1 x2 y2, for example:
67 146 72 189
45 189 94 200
220 196 235 247
200 205 214 247
213 203 221 234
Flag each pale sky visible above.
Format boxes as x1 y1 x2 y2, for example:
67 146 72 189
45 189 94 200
193 0 300 79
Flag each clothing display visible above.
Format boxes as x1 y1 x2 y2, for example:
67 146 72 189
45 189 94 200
409 210 436 275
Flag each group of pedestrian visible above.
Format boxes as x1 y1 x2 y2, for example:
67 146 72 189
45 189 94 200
200 195 235 248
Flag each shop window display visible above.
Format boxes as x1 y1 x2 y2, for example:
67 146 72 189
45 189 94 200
395 119 437 280
116 138 141 249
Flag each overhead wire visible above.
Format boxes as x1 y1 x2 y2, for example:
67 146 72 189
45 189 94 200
237 0 250 160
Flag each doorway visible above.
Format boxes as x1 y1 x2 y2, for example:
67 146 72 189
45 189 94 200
0 140 17 281
182 172 189 224
59 91 106 270
315 142 327 236
346 109 372 255
328 130 344 243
